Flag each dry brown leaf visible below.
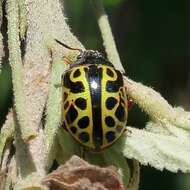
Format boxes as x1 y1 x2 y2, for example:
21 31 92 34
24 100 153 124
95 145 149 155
43 155 124 190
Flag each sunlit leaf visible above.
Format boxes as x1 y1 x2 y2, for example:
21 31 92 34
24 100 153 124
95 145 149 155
123 126 190 172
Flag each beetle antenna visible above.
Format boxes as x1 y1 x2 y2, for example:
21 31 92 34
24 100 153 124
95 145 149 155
55 39 83 53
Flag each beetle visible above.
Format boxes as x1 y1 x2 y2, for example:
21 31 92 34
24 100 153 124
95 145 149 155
56 39 128 152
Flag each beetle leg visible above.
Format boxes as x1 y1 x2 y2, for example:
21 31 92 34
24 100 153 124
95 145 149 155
80 147 86 159
124 127 132 137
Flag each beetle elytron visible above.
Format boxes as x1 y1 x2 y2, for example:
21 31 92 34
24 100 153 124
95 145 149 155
56 39 128 152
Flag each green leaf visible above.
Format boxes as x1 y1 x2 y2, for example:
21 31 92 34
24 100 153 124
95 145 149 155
123 125 190 172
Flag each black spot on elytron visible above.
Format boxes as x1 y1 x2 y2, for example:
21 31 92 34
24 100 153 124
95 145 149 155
70 126 77 134
73 69 81 78
106 70 123 92
63 71 84 93
106 68 114 77
64 101 69 110
105 116 115 127
115 104 126 122
66 104 78 124
106 131 116 142
106 97 118 110
78 116 89 129
116 125 124 133
71 81 84 93
63 92 68 101
75 98 87 110
79 132 89 143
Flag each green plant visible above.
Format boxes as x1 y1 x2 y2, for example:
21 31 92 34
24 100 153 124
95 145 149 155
0 0 189 189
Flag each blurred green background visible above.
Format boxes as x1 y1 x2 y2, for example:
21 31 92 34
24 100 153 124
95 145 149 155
0 0 189 189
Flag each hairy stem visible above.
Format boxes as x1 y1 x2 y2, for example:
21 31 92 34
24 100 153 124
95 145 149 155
0 111 14 167
44 58 66 169
0 0 3 74
92 0 125 73
7 0 36 140
127 160 140 190
124 77 190 130
18 0 27 39
14 111 47 190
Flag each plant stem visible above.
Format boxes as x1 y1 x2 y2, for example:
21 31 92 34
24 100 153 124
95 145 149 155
0 111 14 167
7 0 36 140
44 58 66 169
18 0 27 39
91 0 125 73
0 0 3 74
124 77 190 130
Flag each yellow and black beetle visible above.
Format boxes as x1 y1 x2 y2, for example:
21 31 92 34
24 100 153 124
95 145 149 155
56 39 128 152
